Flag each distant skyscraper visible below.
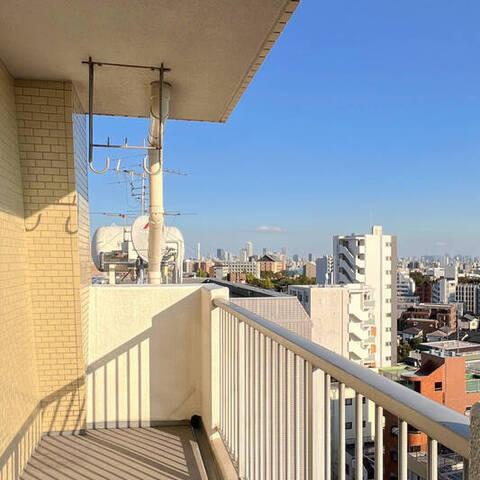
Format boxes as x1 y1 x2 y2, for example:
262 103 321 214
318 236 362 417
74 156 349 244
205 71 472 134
308 253 313 262
333 225 397 367
245 241 253 258
293 254 299 262
316 255 333 285
197 243 201 261
216 248 225 260
262 248 267 255
281 246 287 256
240 248 248 262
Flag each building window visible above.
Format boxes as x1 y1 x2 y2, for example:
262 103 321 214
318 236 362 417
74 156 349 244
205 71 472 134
386 313 391 318
362 397 366 404
386 356 392 361
386 327 391 332
362 420 366 428
409 445 421 453
386 342 391 346
345 398 353 406
434 382 443 391
346 422 352 430
390 450 398 461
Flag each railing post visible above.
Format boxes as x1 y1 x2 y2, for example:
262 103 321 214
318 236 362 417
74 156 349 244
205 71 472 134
468 402 480 479
312 368 325 480
238 321 246 477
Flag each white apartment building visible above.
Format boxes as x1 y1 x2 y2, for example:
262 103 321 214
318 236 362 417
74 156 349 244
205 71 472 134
397 269 415 296
445 262 458 280
333 225 397 366
287 284 376 367
214 260 260 279
433 277 457 304
316 254 333 285
456 283 480 314
245 241 253 258
287 284 376 450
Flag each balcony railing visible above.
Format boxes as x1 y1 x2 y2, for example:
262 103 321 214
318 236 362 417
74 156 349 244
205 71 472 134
214 298 471 480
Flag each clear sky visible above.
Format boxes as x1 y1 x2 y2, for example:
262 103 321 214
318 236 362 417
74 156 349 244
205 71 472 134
89 0 480 259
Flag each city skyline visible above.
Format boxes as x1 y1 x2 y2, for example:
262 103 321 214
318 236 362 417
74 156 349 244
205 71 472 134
89 0 480 257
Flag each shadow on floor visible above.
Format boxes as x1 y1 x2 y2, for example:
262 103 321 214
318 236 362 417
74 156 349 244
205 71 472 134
20 426 207 480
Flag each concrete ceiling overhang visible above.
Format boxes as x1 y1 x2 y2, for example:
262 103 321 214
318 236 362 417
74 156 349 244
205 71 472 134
0 0 299 122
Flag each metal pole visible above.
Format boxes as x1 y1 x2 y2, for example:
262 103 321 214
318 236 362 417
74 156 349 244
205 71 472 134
141 171 145 216
355 393 363 480
88 57 93 165
427 437 437 480
159 63 163 158
325 374 331 480
375 405 383 480
398 420 408 480
338 383 345 480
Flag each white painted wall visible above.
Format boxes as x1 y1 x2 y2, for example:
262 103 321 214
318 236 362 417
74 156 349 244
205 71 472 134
87 283 227 430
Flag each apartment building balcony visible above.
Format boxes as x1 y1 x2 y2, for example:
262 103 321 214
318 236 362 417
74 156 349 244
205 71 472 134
1 2 479 480
2 283 478 480
349 321 369 341
359 337 376 351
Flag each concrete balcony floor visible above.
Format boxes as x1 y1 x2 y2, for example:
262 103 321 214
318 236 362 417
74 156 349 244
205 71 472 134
21 426 208 480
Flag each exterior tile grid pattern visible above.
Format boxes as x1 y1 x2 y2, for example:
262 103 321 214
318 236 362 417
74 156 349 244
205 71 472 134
0 61 42 480
14 79 87 434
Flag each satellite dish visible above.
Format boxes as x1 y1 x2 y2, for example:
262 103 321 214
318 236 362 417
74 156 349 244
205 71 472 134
131 215 150 262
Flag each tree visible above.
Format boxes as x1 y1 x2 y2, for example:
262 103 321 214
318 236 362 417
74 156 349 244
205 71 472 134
397 339 412 362
260 277 274 290
197 268 208 278
409 271 432 285
261 271 275 279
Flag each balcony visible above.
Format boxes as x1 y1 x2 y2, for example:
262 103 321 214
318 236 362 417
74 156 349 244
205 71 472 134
2 283 477 480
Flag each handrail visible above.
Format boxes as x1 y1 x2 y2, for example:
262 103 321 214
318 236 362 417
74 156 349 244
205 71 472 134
213 298 470 459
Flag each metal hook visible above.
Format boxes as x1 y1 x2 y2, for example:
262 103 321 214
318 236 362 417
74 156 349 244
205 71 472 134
89 155 110 174
143 154 160 175
116 158 121 172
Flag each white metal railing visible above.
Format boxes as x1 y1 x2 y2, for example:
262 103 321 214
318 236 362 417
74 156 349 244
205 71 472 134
214 298 471 480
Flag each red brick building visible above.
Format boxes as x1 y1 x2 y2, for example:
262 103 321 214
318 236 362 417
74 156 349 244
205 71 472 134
382 352 480 478
398 303 456 336
414 281 433 303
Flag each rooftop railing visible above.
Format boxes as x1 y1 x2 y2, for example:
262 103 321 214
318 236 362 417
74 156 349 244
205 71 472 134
213 298 471 480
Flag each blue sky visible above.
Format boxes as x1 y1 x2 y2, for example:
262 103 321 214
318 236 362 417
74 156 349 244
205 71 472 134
89 0 480 259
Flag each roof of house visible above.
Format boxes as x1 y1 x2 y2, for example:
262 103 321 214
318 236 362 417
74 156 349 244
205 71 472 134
426 330 449 339
402 327 423 335
259 253 283 262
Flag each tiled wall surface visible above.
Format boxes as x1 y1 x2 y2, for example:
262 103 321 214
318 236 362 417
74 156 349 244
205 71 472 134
14 79 88 434
0 61 42 480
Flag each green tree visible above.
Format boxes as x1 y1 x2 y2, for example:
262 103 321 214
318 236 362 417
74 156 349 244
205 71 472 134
260 277 274 290
261 271 275 279
397 339 411 362
409 271 432 285
197 268 208 278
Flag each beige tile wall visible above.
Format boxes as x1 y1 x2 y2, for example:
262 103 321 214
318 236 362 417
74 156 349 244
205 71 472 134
14 79 89 434
0 61 42 480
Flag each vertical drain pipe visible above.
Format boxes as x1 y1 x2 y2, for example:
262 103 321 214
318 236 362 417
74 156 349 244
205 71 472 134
147 69 171 285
